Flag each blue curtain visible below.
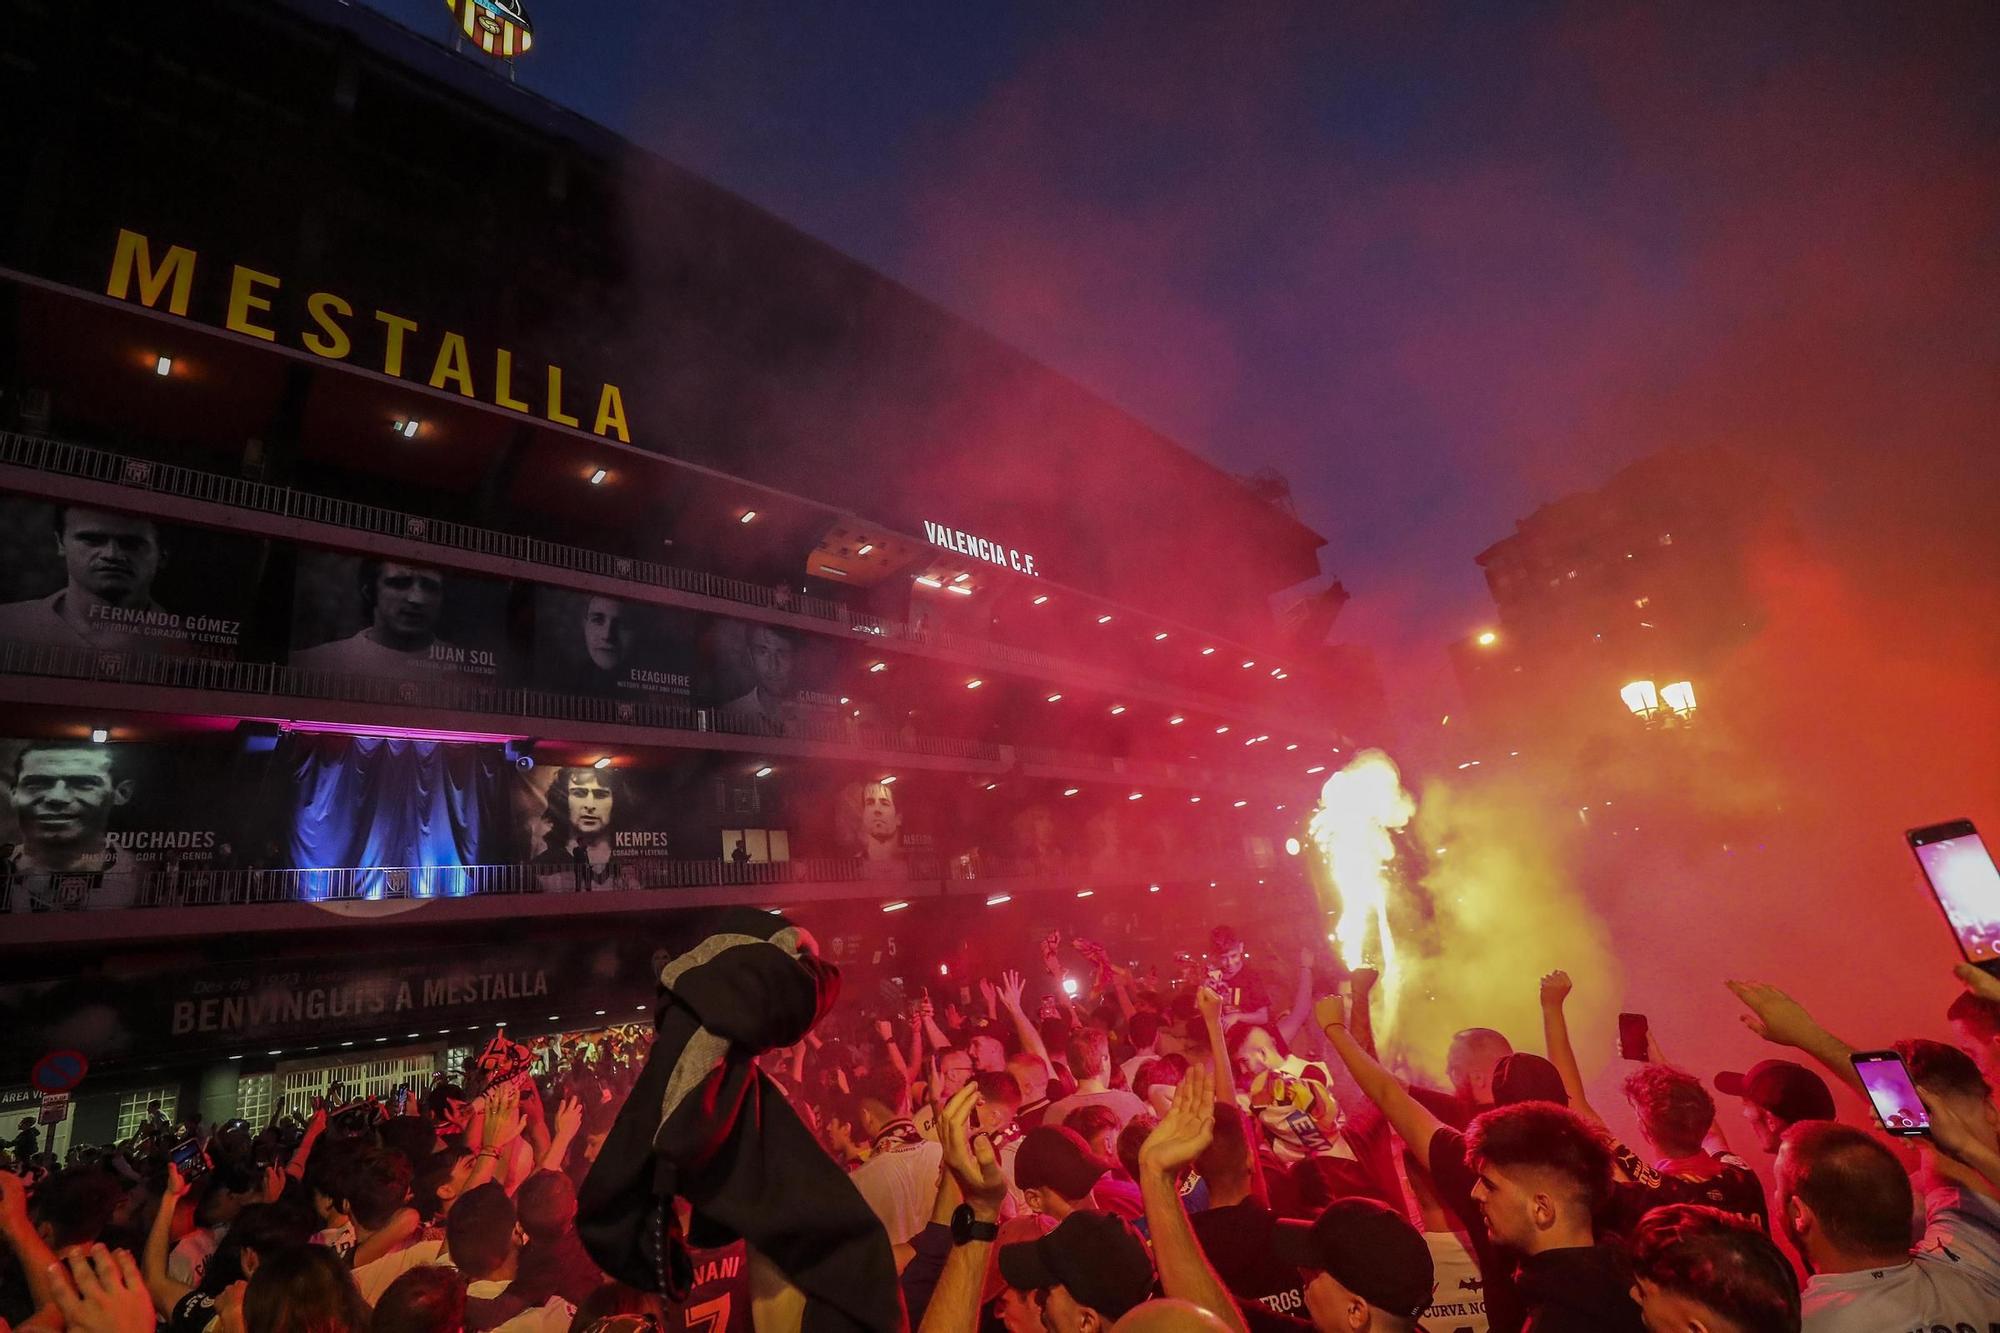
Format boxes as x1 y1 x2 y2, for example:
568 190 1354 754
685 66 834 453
289 736 505 899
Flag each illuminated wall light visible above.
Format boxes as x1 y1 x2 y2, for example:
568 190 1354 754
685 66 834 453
817 564 849 577
914 575 944 588
869 661 888 672
1109 705 1126 715
1307 765 1326 774
592 757 613 769
882 901 910 913
1097 615 1114 625
938 963 950 976
945 584 974 596
1188 795 1201 803
1127 792 1144 801
1476 630 1498 646
983 782 998 791
985 894 1012 906
1063 787 1080 796
739 510 757 523
588 469 608 486
966 679 984 689
1276 804 1287 811
1240 660 1256 669
1046 693 1063 702
754 766 774 778
154 355 174 376
1032 595 1050 606
952 573 971 584
1076 889 1094 898
1273 671 1288 679
1168 715 1184 726
90 728 108 744
839 696 850 704
1200 647 1216 656
393 418 422 438
1215 726 1230 734
1285 743 1298 751
1270 667 1283 677
879 775 898 785
1233 799 1248 808
857 543 875 555
1154 632 1169 641
1285 837 1302 856
1148 884 1161 893
1456 760 1480 770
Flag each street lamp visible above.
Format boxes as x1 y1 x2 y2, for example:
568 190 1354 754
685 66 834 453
1659 680 1697 717
1621 679 1696 726
1619 680 1661 719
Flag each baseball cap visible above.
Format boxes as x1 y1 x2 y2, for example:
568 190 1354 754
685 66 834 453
1492 1053 1569 1107
1273 1199 1435 1319
998 1212 1155 1319
1715 1059 1836 1124
1013 1126 1113 1201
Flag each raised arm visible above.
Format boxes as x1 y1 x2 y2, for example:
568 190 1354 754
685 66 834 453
998 970 1055 1078
1724 980 1863 1097
143 1163 195 1316
541 1095 583 1174
1137 1064 1248 1333
1317 995 1448 1156
1276 948 1318 1048
1538 970 1604 1124
916 1084 1009 1333
284 1105 327 1182
0 1170 59 1320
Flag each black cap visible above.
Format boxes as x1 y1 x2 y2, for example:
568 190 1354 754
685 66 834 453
1492 1053 1569 1107
1013 1127 1113 1201
1715 1060 1836 1124
998 1212 1155 1319
1273 1199 1435 1319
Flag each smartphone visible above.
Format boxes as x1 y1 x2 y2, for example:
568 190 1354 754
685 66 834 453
1852 1051 1931 1137
1618 1013 1650 1062
168 1136 208 1183
1909 820 2000 977
391 1084 411 1116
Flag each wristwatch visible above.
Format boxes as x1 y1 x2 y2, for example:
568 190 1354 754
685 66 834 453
950 1204 999 1245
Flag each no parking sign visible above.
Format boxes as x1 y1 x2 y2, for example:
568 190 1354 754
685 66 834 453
30 1050 88 1095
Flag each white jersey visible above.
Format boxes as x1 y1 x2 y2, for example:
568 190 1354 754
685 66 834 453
1801 1254 1999 1332
1421 1229 1488 1333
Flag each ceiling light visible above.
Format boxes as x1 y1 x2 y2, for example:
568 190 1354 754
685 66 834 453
1307 765 1326 775
945 584 973 596
1154 632 1169 641
915 575 943 588
817 564 848 577
1109 705 1126 715
154 355 173 376
1285 838 1302 856
882 901 910 913
739 510 757 523
89 728 108 744
393 418 421 438
984 782 998 791
1076 889 1094 898
1241 660 1256 669
1148 884 1161 893
1200 647 1215 656
1189 795 1202 803
966 679 984 689
1233 800 1248 808
1269 667 1283 677
1215 726 1230 734
985 894 1012 906
1032 595 1050 606
1476 630 1498 646
953 573 971 584
754 766 774 778
1168 715 1184 726
588 469 608 485
1063 787 1080 796
1097 615 1114 625
1046 693 1063 702
1127 792 1143 801
1285 743 1298 751
869 661 888 672
592 757 612 769
857 543 875 555
879 774 897 785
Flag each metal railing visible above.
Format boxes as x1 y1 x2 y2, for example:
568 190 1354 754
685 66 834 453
0 850 1269 915
0 430 1315 727
0 637 999 762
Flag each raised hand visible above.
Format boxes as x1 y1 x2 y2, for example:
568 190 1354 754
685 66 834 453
1540 970 1573 1006
935 1083 1007 1215
554 1095 583 1142
1194 983 1222 1027
1314 992 1348 1034
875 1018 896 1042
1348 966 1379 996
47 1244 154 1333
1725 980 1824 1050
1139 1062 1216 1177
163 1161 191 1202
978 976 998 1018
998 969 1028 1014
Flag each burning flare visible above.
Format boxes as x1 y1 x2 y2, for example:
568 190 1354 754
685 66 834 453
1308 749 1416 995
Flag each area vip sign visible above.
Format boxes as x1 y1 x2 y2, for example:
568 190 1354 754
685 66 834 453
104 229 628 442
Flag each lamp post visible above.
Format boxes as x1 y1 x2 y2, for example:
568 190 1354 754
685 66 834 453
1621 679 1696 727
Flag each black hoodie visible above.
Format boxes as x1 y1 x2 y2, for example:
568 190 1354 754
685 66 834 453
1513 1244 1645 1332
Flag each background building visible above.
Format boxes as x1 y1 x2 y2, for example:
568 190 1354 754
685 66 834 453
0 0 1377 1140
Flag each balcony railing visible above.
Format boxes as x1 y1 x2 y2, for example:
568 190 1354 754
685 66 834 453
0 637 999 762
0 430 1316 730
0 850 1273 915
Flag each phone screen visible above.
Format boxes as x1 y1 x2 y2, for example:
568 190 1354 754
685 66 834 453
169 1137 208 1182
1911 823 2000 964
1853 1052 1930 1136
1618 1012 1649 1061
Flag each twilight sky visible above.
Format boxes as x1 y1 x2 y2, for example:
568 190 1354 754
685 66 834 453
362 0 1999 712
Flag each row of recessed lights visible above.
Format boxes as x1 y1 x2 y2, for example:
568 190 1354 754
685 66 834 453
884 879 1189 914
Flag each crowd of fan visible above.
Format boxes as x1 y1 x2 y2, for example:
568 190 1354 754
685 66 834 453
6 924 2000 1333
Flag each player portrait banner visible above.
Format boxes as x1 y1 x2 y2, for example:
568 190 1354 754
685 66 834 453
531 587 694 702
823 774 933 880
693 615 845 732
0 494 265 660
289 550 516 684
510 760 689 891
0 738 242 910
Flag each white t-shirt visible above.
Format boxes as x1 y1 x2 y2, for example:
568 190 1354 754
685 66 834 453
354 1239 449 1307
1918 1181 2000 1296
1800 1254 1996 1332
851 1134 944 1246
1420 1230 1488 1333
1041 1088 1148 1134
1119 1052 1156 1092
168 1226 224 1287
464 1278 575 1333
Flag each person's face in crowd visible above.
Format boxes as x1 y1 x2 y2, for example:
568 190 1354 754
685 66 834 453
58 509 162 604
1040 1283 1101 1333
1629 1276 1741 1333
938 1051 974 1098
997 1286 1043 1333
862 783 900 842
1446 1033 1509 1106
12 748 130 853
1301 1271 1369 1332
566 771 615 837
1235 1027 1285 1079
1469 1156 1545 1250
372 563 445 642
970 1035 1007 1073
1737 1101 1785 1155
747 626 795 699
1950 1016 2000 1089
1217 942 1246 979
1011 1053 1051 1101
582 598 628 671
